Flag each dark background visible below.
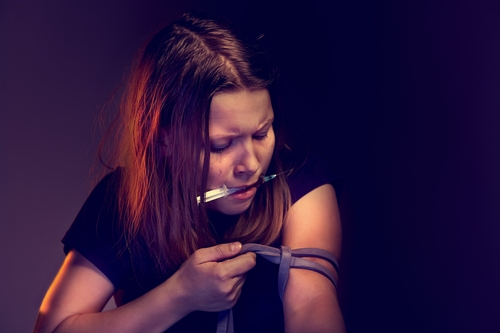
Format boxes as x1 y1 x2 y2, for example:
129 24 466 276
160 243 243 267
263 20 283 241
1 0 499 332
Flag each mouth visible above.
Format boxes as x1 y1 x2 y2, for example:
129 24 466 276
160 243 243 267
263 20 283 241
228 176 265 196
229 186 258 201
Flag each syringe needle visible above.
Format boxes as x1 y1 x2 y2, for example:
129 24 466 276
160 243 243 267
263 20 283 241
197 174 277 204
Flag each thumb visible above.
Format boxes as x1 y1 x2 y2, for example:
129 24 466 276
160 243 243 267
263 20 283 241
197 242 242 263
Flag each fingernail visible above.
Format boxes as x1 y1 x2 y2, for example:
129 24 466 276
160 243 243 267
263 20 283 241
231 242 241 252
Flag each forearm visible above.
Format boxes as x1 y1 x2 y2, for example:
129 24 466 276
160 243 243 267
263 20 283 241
34 244 252 333
52 277 191 333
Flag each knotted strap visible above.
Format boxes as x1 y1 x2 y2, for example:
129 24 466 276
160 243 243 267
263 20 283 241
216 243 339 333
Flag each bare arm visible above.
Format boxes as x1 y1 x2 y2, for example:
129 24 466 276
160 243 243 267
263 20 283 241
33 243 256 333
281 184 346 333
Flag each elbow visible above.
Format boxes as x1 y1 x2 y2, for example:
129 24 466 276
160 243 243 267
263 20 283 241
33 311 79 333
33 311 54 333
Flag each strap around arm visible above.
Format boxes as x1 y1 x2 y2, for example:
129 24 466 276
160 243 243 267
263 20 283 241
217 243 340 333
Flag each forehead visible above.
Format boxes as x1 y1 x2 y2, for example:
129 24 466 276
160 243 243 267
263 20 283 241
209 89 274 133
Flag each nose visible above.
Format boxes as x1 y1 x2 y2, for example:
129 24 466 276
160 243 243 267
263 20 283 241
234 141 259 177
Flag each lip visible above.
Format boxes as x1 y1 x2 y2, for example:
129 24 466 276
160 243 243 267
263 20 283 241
229 186 257 200
229 183 254 189
228 177 263 190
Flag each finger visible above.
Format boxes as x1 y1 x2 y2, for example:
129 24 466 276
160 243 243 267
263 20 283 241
220 252 257 277
194 242 242 264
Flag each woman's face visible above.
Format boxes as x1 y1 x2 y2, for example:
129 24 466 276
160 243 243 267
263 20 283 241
206 89 275 215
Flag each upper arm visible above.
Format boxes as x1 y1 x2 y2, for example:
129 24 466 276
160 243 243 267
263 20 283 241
282 183 341 260
281 184 345 332
33 249 115 333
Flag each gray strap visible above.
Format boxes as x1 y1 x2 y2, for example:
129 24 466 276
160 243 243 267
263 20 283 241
241 243 339 293
277 246 292 300
216 243 339 333
217 307 234 333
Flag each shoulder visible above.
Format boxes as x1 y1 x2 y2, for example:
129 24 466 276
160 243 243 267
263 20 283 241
284 151 342 204
70 168 123 222
90 168 123 202
64 168 122 238
280 150 342 257
61 168 128 288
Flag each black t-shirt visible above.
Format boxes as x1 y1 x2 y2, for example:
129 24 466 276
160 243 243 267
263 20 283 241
62 153 340 333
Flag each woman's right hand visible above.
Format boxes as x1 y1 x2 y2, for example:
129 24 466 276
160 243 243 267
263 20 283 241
169 242 257 313
33 243 255 333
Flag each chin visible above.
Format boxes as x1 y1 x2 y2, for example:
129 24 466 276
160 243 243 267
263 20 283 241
208 199 253 215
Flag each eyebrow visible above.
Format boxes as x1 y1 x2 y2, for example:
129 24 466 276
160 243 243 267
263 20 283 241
258 118 275 130
210 117 274 141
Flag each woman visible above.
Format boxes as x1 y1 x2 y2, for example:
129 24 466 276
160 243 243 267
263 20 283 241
33 12 345 333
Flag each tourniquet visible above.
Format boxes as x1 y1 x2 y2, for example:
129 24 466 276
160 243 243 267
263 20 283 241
216 243 339 333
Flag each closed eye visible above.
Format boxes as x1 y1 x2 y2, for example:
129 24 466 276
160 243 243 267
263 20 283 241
210 140 232 154
253 126 272 141
253 133 268 141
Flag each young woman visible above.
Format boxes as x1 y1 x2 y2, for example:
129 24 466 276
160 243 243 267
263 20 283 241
33 12 345 333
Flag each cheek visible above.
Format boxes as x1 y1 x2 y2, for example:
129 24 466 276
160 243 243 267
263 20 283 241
266 131 276 161
207 155 229 185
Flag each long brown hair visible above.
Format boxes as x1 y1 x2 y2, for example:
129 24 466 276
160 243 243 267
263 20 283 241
105 13 291 272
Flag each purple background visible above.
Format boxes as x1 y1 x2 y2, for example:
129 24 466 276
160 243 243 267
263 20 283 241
1 0 499 332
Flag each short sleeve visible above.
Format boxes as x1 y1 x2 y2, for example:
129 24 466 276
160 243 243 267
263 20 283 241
62 169 129 288
286 153 342 204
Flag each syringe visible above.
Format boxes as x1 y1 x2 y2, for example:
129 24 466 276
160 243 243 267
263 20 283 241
197 174 277 204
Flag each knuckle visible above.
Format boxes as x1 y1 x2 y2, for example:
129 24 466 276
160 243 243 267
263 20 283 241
216 268 229 281
215 245 226 258
241 253 256 268
247 252 257 263
228 288 243 306
221 284 234 297
191 250 201 262
228 294 238 306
